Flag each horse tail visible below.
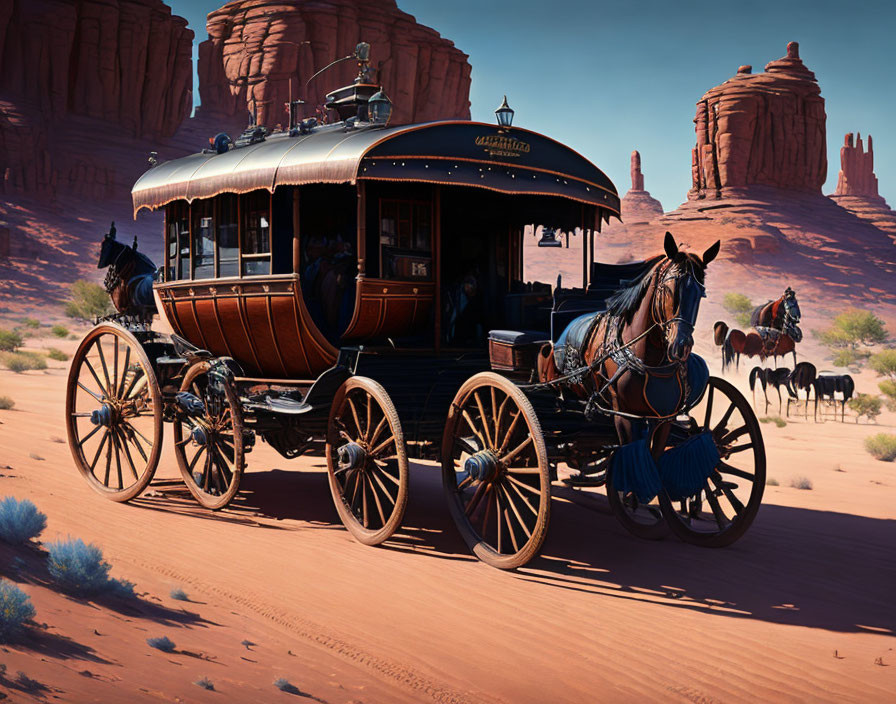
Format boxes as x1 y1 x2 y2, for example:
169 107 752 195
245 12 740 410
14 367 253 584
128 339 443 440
748 366 764 392
713 321 728 346
785 369 798 398
722 331 735 372
843 375 855 402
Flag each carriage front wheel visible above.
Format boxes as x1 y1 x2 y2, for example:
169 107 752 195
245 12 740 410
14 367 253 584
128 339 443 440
65 323 162 502
659 376 766 547
442 372 550 570
326 376 409 546
172 362 245 510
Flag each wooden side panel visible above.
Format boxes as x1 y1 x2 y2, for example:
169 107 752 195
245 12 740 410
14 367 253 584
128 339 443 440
155 275 337 379
341 278 435 342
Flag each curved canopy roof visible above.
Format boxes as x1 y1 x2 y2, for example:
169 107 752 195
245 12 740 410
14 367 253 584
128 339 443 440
132 120 620 216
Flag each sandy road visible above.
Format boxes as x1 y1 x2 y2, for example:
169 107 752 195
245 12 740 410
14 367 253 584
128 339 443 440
1 348 894 703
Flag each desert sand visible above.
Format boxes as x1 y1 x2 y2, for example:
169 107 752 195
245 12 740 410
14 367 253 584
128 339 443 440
0 313 894 704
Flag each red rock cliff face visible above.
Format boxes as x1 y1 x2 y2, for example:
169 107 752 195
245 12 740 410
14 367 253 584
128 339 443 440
689 42 827 199
196 0 472 128
0 0 193 197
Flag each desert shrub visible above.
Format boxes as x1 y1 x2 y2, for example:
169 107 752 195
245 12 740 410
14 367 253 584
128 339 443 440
64 280 112 321
2 352 48 373
147 635 176 652
50 325 69 338
195 677 215 691
722 292 753 315
0 580 35 642
848 394 882 424
760 416 787 428
864 434 896 462
45 538 135 597
170 587 189 601
878 380 896 411
0 497 47 545
869 349 896 378
766 477 779 486
816 309 888 349
0 395 13 410
790 476 813 490
832 348 870 368
0 328 23 352
19 318 40 329
735 312 751 328
45 348 69 362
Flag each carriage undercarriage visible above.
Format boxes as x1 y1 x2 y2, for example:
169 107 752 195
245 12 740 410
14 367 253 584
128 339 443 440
66 314 765 570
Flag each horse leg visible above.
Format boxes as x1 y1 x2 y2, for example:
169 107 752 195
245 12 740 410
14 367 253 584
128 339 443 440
777 386 782 416
792 349 797 366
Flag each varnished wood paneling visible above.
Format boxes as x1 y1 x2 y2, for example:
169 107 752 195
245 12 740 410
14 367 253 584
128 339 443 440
341 278 434 342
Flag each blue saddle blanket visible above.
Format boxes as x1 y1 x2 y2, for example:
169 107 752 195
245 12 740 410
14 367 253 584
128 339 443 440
553 311 601 375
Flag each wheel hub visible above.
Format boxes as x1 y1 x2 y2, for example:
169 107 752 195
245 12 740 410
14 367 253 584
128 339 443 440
337 442 367 471
465 449 500 482
90 404 115 427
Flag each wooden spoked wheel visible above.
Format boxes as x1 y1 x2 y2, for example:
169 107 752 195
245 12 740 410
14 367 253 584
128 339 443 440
326 376 409 546
606 464 669 540
172 362 245 510
659 376 766 547
65 323 162 502
442 372 550 570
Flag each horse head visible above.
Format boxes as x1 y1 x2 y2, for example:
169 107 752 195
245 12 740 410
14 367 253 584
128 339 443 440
654 232 720 363
97 221 126 269
782 286 802 340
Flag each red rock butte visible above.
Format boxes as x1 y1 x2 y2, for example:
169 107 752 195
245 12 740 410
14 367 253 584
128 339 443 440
620 150 664 223
829 132 896 240
690 41 827 199
197 0 473 128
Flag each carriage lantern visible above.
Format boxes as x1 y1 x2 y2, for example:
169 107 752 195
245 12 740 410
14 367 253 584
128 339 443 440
537 226 562 248
368 88 393 125
495 95 514 129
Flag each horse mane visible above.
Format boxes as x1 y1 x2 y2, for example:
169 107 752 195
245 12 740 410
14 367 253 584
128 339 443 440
604 255 665 323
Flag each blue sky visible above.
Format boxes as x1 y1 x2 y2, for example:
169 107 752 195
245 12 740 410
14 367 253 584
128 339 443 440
173 0 896 209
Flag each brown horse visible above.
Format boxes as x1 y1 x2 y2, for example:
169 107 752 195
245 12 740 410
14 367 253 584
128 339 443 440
714 321 797 372
542 232 720 453
750 286 802 335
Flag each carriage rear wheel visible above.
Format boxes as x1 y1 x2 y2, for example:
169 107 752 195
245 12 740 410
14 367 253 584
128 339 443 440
658 376 766 547
442 372 550 570
326 376 409 546
65 323 162 502
172 362 245 510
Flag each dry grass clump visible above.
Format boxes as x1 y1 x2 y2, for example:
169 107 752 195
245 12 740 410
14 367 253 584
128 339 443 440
760 416 787 428
864 433 896 462
790 476 813 490
46 348 69 362
766 477 779 486
0 395 14 410
1 351 48 373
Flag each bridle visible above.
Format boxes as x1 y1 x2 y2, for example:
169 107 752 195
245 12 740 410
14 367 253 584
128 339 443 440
650 258 705 351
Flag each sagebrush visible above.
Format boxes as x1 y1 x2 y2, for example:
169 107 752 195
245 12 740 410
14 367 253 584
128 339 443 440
64 280 113 321
0 328 23 352
1 352 47 373
0 395 13 410
0 497 47 545
0 580 35 642
46 538 135 597
45 348 69 362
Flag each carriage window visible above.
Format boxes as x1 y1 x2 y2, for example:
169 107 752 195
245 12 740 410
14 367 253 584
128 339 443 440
166 202 190 280
217 194 238 277
192 200 215 279
379 199 431 280
241 190 271 276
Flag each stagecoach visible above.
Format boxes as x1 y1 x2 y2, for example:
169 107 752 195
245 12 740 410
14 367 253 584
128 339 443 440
64 53 765 568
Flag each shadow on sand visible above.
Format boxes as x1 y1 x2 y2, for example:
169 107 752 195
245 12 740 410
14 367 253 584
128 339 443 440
123 459 894 636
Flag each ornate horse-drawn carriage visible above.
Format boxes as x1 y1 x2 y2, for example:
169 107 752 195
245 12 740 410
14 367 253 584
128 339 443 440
65 69 765 568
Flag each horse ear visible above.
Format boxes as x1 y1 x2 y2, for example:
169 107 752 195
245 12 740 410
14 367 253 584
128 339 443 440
663 232 678 259
702 240 721 265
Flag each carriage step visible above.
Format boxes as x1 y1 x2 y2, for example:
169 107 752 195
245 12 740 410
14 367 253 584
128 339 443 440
243 395 312 415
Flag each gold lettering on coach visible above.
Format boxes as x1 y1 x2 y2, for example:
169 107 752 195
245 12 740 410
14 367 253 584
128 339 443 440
475 135 530 159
